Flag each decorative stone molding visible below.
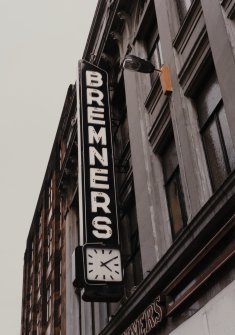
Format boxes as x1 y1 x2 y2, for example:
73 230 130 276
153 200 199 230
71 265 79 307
148 102 171 153
173 0 203 52
177 27 211 96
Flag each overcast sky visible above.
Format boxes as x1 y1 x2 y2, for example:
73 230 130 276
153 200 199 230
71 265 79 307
0 0 97 332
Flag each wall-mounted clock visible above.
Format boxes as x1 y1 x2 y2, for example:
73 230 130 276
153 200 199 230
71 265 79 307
84 246 122 284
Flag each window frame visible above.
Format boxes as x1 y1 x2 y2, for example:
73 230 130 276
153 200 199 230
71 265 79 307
134 0 163 84
144 10 163 84
160 135 188 239
164 166 188 238
194 69 235 192
199 100 233 191
146 27 163 68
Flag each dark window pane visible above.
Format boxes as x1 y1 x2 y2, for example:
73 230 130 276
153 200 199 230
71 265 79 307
196 72 221 128
162 139 178 181
145 12 163 83
148 37 163 68
218 106 235 170
195 68 234 192
161 137 187 238
146 20 158 54
202 120 228 190
166 171 186 237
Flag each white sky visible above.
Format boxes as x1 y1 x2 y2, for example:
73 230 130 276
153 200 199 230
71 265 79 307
0 0 97 332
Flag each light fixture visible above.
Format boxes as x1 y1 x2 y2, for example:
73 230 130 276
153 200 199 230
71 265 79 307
123 55 173 95
123 55 157 73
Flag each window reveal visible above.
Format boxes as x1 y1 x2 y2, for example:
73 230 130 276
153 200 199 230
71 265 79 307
161 137 187 238
145 14 163 84
176 0 193 22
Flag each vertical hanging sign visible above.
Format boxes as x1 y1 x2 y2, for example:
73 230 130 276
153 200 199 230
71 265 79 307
76 60 122 301
78 59 119 246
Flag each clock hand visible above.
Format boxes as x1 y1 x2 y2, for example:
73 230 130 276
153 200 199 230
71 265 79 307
100 261 112 272
101 256 118 267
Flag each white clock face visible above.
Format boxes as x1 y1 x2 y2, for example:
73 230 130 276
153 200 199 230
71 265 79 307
85 247 122 283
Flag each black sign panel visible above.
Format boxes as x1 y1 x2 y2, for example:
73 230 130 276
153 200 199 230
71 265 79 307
77 60 119 247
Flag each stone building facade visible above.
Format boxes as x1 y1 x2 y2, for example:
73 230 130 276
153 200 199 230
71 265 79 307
21 0 235 334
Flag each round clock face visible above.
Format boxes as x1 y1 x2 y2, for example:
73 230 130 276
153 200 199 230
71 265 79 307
85 247 122 283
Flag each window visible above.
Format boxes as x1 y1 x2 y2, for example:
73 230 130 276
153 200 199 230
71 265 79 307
29 281 33 323
46 283 52 322
48 177 53 221
60 141 65 169
161 135 187 238
39 212 43 238
38 212 43 252
195 70 235 191
145 13 163 84
38 258 41 290
47 225 53 263
36 312 40 335
176 0 193 21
